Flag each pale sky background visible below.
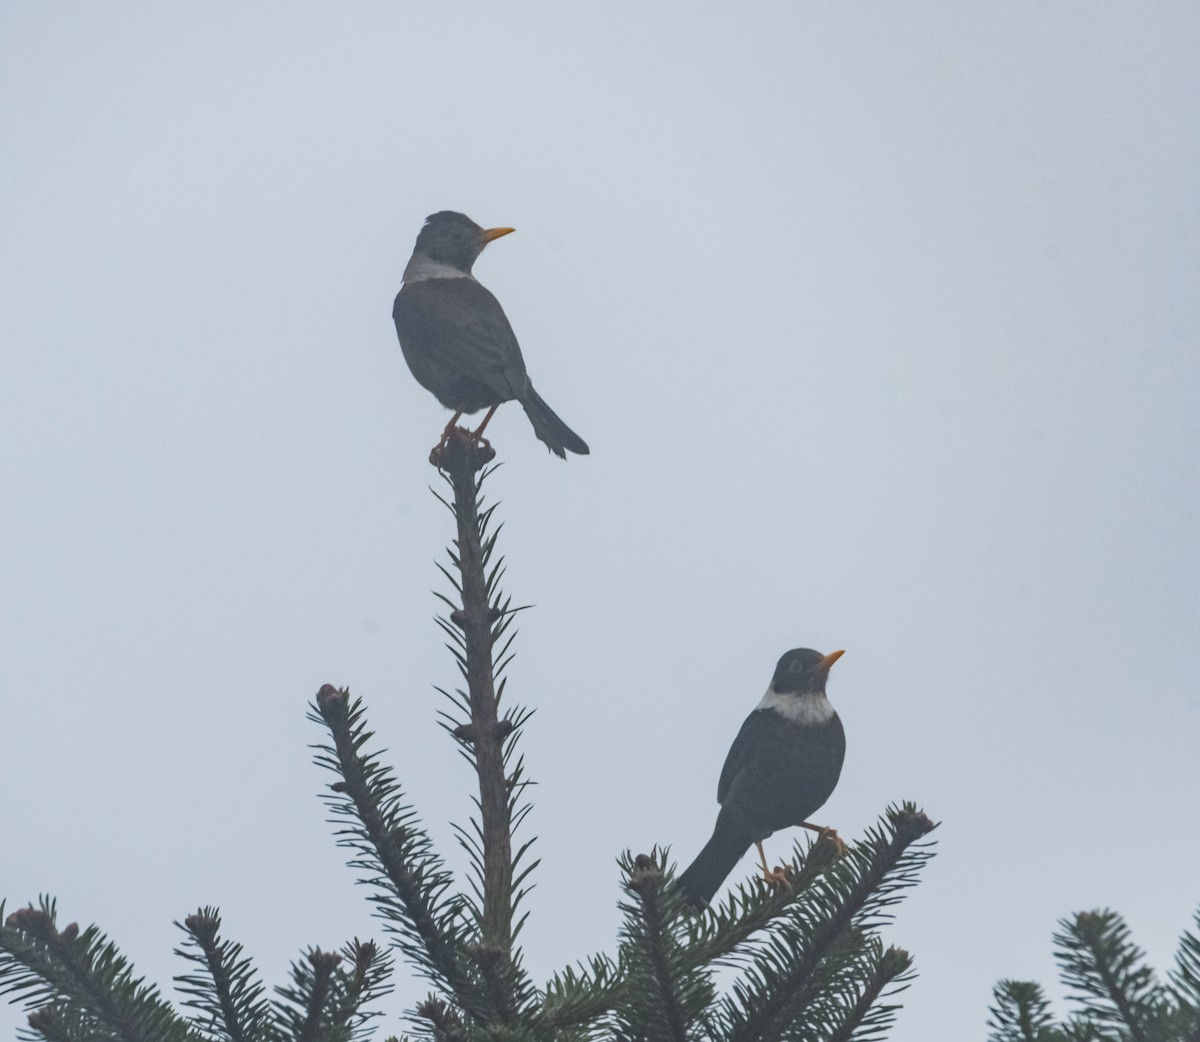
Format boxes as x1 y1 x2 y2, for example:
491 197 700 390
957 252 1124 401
2 5 1198 1040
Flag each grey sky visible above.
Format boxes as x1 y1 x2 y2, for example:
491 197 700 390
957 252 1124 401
2 4 1198 1039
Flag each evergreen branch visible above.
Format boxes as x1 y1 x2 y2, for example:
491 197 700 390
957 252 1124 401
500 713 540 947
177 929 389 1042
717 924 860 1041
992 907 1200 1042
1054 910 1163 1042
719 805 937 1041
329 939 395 1042
272 949 343 1042
678 805 935 976
22 1001 107 1042
430 434 538 1023
309 687 484 1016
414 994 468 1041
1169 907 1200 1042
439 448 517 952
464 941 525 1029
536 954 623 1036
673 828 847 972
824 943 915 1042
988 979 1061 1042
1056 1019 1111 1042
612 850 713 1042
173 906 275 1042
0 899 197 1042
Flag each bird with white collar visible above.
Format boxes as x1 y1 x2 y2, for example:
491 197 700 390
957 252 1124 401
392 211 589 459
677 647 847 907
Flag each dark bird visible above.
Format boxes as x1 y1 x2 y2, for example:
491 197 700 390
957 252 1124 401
677 648 847 907
392 211 589 458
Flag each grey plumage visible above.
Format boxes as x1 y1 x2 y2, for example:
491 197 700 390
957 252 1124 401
393 211 589 458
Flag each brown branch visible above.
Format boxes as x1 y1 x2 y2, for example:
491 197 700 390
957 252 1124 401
434 429 513 955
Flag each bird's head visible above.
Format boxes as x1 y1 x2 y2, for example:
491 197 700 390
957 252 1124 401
412 211 515 273
770 648 844 696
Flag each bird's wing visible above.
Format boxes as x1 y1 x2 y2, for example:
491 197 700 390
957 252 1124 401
396 279 528 395
716 710 778 804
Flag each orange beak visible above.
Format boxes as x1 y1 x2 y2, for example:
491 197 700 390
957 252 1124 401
817 649 845 671
480 226 516 244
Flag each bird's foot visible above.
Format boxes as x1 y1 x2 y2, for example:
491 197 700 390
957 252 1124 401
798 821 848 857
815 827 848 857
760 863 794 891
430 425 495 470
429 436 452 467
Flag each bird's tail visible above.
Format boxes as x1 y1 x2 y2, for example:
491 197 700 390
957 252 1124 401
676 813 755 908
521 383 589 458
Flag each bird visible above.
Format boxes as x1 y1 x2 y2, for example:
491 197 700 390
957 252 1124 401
392 211 589 459
676 647 847 907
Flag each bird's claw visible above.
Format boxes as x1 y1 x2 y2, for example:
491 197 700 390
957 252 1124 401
761 863 794 890
816 828 848 857
429 426 496 469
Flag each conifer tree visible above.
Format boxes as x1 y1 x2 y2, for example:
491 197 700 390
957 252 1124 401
989 906 1200 1042
1 432 937 1040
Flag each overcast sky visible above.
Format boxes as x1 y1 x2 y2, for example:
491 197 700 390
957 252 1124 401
2 5 1198 1040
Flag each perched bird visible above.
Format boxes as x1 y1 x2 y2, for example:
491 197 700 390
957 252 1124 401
677 648 846 907
392 211 589 458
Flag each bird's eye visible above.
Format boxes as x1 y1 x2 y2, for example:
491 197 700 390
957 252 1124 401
789 660 803 673
450 229 465 242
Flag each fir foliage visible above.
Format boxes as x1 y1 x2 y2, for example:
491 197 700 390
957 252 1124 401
988 980 1060 1042
3 429 939 1041
0 898 393 1042
271 941 392 1042
310 687 479 1011
174 907 274 1041
713 806 930 1042
0 898 196 1042
613 850 715 1042
989 906 1200 1042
